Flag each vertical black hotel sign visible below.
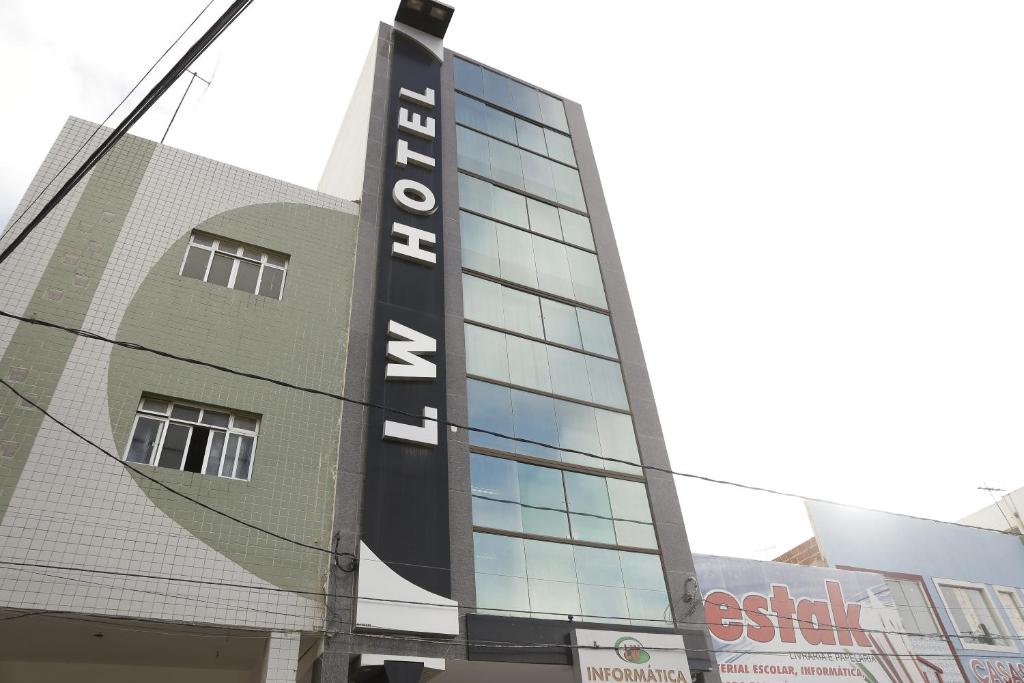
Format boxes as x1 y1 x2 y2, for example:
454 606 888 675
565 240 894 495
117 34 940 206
360 31 450 598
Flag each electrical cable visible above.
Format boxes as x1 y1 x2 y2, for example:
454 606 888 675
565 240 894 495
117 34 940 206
0 582 989 663
0 312 1015 648
0 377 339 563
0 0 217 242
5 566 324 630
0 307 1011 540
0 0 255 268
2 321 1019 646
0 559 1016 646
1 594 998 664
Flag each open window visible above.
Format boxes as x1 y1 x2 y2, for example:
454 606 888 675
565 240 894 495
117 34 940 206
126 397 259 480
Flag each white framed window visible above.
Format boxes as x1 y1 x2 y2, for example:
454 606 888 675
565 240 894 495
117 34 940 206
180 232 288 299
995 587 1024 637
125 397 259 481
935 579 1014 650
886 577 942 636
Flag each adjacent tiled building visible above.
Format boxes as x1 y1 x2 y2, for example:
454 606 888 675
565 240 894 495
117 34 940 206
0 117 359 681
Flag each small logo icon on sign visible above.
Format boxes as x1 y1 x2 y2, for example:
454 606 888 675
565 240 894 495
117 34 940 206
615 637 650 664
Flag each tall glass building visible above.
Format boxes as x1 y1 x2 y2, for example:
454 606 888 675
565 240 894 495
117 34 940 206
319 4 719 683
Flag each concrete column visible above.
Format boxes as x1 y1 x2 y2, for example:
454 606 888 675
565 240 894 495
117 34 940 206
260 631 300 683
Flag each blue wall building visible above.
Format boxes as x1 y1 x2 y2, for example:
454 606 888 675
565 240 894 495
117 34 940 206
805 501 1024 683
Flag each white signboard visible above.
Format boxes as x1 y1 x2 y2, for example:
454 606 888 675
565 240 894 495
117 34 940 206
695 555 967 683
573 629 692 683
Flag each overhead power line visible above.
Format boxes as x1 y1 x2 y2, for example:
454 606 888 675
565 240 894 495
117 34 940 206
0 0 217 243
0 377 351 568
0 0 255 268
0 560 1018 648
4 593 1003 664
0 307 1011 539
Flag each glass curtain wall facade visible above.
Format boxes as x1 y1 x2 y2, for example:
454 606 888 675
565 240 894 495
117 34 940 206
454 57 671 627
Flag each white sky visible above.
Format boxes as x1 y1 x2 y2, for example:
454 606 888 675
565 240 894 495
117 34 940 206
2 0 1023 560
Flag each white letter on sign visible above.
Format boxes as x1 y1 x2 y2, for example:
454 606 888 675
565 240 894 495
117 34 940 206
386 320 436 379
398 108 436 140
399 86 435 108
384 406 438 446
392 179 436 216
396 139 436 170
392 223 436 265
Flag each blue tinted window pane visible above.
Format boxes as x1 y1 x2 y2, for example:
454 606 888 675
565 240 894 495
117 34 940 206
516 118 547 155
454 58 484 96
471 453 522 532
532 237 574 300
509 79 543 121
545 129 577 167
465 324 509 382
586 356 628 410
594 409 640 467
471 453 520 501
574 546 624 587
541 298 582 349
483 68 512 109
455 93 488 131
459 210 499 276
558 208 593 250
571 513 616 545
552 163 586 211
476 572 530 613
522 508 570 539
459 174 491 216
457 126 491 177
473 497 522 533
577 308 616 357
467 379 516 451
564 472 611 517
475 532 526 577
462 273 503 328
607 479 652 523
524 539 576 582
566 248 606 308
539 92 569 132
501 286 544 338
460 176 529 230
517 462 566 510
554 399 602 468
522 151 558 202
614 521 658 549
486 106 517 144
527 198 562 240
489 138 525 190
626 588 670 623
580 583 631 622
619 551 665 591
497 224 538 288
506 335 552 393
510 389 560 461
491 183 529 228
547 346 592 403
529 578 581 618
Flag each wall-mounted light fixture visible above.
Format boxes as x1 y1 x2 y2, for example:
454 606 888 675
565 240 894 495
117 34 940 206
395 0 454 39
